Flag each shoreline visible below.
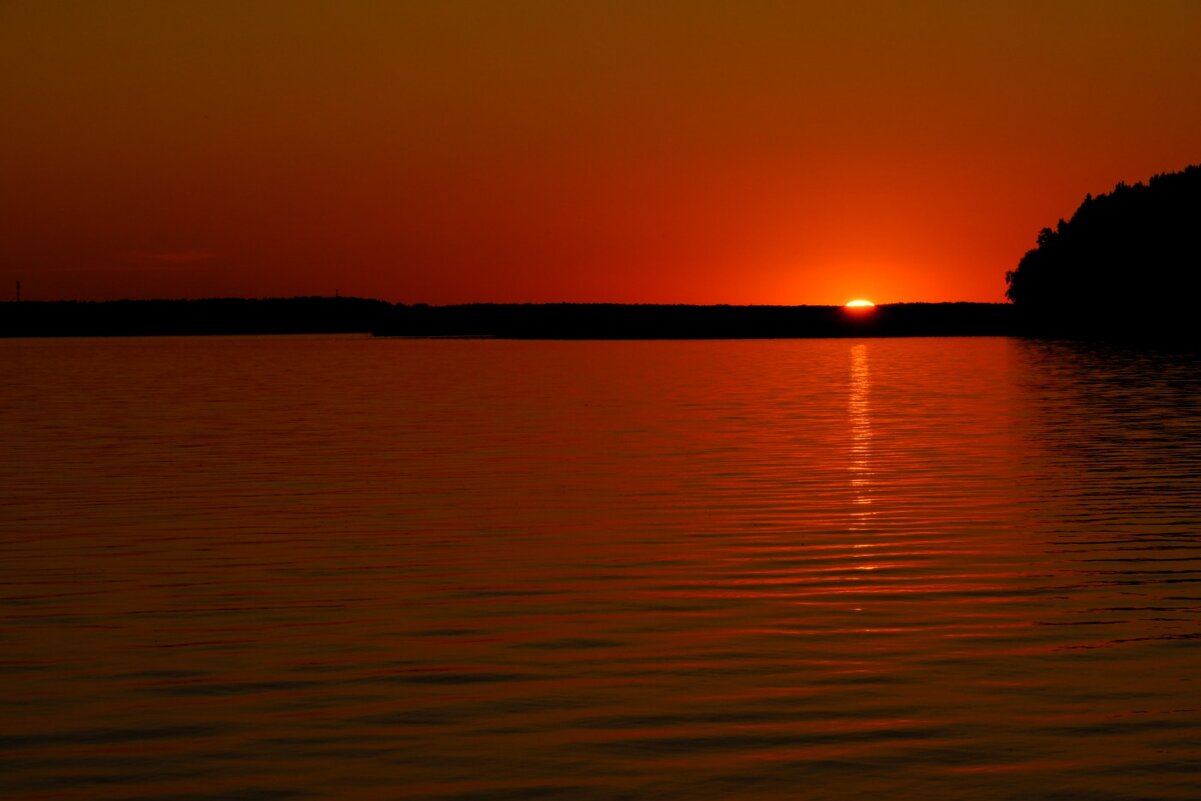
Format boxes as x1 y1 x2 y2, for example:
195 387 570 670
1 298 1016 339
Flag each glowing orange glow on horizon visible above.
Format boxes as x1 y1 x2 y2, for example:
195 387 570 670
846 299 876 308
2 5 1200 303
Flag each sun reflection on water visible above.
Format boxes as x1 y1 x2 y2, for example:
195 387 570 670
848 343 873 530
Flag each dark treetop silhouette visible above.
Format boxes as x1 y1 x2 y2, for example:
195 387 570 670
1005 164 1201 343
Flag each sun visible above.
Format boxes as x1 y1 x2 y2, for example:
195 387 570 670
845 299 875 308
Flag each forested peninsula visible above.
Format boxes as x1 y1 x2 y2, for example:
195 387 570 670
1006 164 1201 342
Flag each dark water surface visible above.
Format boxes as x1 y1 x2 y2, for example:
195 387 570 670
2 335 1200 800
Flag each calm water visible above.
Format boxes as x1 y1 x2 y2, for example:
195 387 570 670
2 335 1200 800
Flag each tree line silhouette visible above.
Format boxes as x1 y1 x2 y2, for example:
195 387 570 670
373 302 1012 338
0 296 394 337
1 297 1013 339
6 166 1197 342
1006 164 1201 342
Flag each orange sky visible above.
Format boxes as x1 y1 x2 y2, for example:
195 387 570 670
2 1 1200 305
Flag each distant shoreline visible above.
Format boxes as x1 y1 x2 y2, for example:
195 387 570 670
0 298 1016 339
373 302 1015 339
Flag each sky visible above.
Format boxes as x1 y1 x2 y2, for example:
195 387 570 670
2 1 1200 305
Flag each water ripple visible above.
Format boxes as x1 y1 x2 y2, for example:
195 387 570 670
2 336 1200 799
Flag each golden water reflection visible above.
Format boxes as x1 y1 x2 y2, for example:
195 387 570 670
848 343 873 529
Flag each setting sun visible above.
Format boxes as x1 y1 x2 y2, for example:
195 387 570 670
845 299 876 308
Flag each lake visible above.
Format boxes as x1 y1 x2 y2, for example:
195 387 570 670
2 335 1200 800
